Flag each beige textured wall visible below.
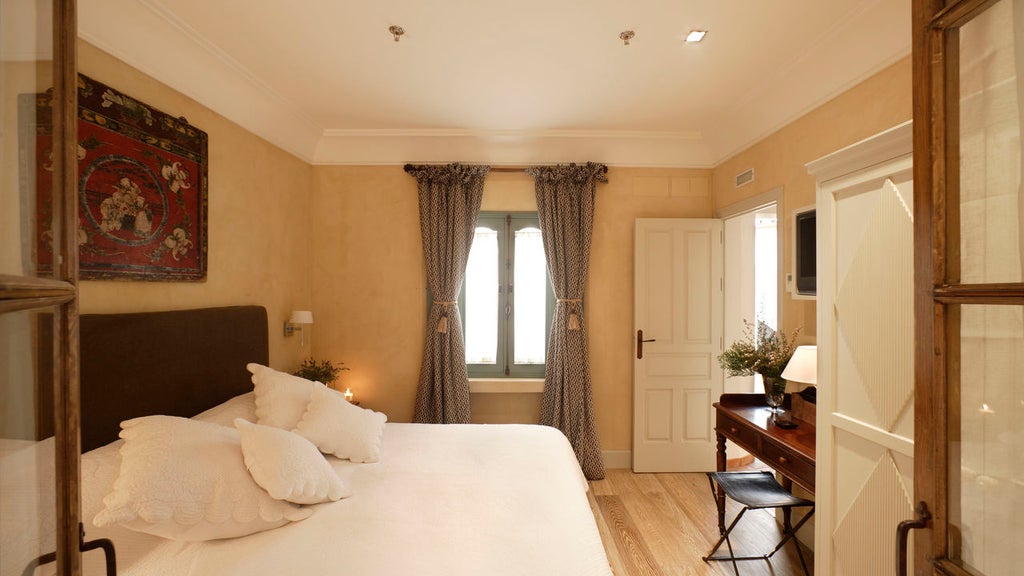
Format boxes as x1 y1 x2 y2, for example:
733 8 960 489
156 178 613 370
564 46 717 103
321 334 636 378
58 45 913 457
1 61 50 277
311 166 712 451
76 42 312 370
711 56 913 342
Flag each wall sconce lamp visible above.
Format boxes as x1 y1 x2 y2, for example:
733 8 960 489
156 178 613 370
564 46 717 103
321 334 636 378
284 310 314 346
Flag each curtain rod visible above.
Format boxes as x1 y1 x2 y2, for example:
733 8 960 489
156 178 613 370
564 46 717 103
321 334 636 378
402 163 608 175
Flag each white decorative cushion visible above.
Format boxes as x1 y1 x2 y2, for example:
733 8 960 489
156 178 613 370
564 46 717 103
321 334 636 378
234 418 351 505
193 391 257 426
294 383 388 463
247 363 319 430
93 416 311 541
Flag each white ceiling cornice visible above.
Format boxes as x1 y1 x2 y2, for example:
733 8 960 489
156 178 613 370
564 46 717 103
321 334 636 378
313 129 715 168
79 0 324 162
78 0 911 168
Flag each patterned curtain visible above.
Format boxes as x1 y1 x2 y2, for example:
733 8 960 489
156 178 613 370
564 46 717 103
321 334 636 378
406 163 490 423
526 162 608 480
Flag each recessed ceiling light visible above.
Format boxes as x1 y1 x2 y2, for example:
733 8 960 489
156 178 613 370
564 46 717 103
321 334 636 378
685 30 707 43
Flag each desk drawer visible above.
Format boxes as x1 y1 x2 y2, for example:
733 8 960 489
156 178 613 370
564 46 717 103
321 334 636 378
760 438 815 490
718 412 759 452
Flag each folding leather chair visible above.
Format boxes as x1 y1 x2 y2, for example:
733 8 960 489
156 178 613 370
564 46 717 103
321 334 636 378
702 470 814 576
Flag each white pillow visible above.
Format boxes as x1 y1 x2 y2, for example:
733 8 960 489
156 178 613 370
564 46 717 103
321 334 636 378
193 391 257 426
234 418 351 505
294 383 388 463
93 416 311 541
247 363 319 430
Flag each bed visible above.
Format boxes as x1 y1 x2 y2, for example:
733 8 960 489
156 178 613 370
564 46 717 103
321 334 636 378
63 306 611 576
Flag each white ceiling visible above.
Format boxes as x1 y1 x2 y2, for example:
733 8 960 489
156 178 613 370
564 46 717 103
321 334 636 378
78 0 911 167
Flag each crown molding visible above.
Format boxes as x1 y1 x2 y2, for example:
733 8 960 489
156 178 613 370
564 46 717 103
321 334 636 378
806 120 912 181
79 0 323 162
311 130 715 167
78 0 716 167
321 128 703 141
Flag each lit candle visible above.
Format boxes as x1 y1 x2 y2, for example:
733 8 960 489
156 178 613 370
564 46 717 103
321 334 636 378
344 388 354 403
979 403 995 414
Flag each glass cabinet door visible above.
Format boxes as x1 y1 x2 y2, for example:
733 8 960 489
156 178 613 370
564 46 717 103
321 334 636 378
913 0 1024 574
1 0 80 574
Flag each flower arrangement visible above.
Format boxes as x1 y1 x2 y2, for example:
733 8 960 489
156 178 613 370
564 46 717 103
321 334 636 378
718 320 800 379
293 358 349 386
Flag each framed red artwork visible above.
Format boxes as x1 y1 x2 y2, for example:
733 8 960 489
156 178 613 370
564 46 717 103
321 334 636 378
22 74 208 281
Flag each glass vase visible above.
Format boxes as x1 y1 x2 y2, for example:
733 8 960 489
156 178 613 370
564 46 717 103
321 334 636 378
763 376 786 413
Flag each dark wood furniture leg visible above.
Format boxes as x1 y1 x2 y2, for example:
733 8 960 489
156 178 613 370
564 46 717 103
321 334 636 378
715 431 727 534
781 476 794 531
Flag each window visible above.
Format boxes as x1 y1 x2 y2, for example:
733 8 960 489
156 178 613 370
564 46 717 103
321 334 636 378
460 213 553 377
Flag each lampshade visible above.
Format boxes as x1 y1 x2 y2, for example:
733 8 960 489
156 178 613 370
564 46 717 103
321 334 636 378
781 345 817 385
289 310 314 325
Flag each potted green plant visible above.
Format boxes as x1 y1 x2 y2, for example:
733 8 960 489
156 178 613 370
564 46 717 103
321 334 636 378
293 358 349 387
718 320 800 412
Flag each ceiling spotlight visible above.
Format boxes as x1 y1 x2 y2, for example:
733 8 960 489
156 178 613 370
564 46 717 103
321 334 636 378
619 30 635 46
685 30 707 43
389 25 405 42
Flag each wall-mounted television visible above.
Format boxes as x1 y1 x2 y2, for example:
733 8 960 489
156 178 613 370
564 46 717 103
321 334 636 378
795 209 816 296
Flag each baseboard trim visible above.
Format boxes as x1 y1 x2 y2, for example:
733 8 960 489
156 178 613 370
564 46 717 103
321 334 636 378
603 450 632 470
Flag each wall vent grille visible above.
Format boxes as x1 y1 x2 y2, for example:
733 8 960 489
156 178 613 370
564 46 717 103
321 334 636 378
735 168 754 188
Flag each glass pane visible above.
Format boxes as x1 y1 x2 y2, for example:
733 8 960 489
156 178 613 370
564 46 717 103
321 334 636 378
2 0 57 279
957 0 1023 284
513 227 546 365
465 227 498 364
952 304 1024 575
0 308 57 576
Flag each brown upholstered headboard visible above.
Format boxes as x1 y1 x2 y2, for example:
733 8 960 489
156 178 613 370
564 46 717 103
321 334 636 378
42 306 269 452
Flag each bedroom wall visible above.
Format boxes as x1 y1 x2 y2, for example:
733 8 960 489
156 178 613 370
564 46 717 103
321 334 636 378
75 41 313 370
310 166 713 455
711 55 913 344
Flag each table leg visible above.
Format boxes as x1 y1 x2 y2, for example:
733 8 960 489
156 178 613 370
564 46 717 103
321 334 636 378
781 476 793 531
715 431 727 534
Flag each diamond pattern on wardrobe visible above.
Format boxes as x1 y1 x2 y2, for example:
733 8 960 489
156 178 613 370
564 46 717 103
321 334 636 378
836 179 914 431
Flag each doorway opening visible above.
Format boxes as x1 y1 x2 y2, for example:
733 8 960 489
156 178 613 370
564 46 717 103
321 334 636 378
722 194 781 394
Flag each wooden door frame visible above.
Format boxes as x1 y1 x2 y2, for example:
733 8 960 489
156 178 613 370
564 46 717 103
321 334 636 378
54 2 81 574
912 0 1024 574
0 1 80 573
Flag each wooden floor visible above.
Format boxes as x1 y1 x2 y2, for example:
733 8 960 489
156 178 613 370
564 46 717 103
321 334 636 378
589 468 813 576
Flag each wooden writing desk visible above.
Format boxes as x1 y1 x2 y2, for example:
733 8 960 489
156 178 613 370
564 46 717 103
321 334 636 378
713 393 816 532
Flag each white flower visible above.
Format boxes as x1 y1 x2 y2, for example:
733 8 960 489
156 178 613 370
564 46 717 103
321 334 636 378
163 227 192 260
161 162 191 193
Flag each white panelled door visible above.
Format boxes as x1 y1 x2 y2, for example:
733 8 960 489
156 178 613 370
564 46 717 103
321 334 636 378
633 218 723 472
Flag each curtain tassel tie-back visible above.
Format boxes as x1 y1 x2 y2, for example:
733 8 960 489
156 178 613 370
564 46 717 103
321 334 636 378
434 301 457 333
557 298 583 330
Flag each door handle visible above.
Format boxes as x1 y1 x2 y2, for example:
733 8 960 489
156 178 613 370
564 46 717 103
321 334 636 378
896 501 930 576
636 330 656 359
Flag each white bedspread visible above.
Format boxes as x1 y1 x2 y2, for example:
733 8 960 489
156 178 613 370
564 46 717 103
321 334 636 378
78 397 612 576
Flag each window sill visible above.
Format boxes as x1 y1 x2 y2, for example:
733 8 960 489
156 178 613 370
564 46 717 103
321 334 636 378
469 378 545 394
